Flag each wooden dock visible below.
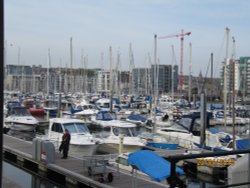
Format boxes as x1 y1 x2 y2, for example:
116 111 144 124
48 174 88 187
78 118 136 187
3 134 169 188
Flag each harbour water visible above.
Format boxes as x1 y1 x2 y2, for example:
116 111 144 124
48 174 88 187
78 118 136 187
3 161 64 188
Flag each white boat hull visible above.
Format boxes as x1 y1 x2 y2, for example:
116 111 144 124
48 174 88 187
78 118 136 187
97 135 145 154
5 115 38 132
157 130 223 149
5 122 37 132
66 144 99 157
47 139 99 157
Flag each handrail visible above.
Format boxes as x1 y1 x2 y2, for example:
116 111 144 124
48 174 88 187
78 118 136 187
164 149 250 188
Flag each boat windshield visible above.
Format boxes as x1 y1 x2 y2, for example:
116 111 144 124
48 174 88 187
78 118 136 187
83 105 95 110
63 122 90 133
169 117 192 132
103 112 116 119
7 101 20 108
96 111 116 120
113 127 139 137
75 123 90 133
12 108 31 116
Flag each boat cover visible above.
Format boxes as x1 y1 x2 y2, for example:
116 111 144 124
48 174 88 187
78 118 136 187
236 138 250 150
146 142 178 150
96 110 114 121
127 114 147 122
127 150 184 182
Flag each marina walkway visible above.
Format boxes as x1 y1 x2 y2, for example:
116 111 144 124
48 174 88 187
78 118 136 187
3 134 169 188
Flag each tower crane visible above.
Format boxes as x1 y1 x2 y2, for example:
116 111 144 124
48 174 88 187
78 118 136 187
159 30 191 90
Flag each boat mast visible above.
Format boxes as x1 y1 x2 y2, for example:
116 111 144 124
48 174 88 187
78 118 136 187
188 42 192 103
115 50 121 99
47 48 51 97
210 53 214 102
232 36 236 150
84 55 88 95
153 34 157 134
81 49 84 94
64 63 68 94
70 37 74 94
147 53 152 95
21 61 24 94
17 47 21 92
223 27 230 131
171 45 176 103
109 46 113 111
129 43 134 95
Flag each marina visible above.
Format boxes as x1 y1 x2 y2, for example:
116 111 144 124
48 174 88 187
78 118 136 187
3 91 250 187
3 1 250 187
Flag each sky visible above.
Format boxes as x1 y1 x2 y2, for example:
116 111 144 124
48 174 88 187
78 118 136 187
4 0 250 77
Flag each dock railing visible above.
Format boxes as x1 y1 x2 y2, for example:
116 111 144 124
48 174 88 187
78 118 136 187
164 149 250 188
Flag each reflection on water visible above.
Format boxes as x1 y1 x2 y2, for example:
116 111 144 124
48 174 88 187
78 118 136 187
3 161 64 188
3 161 31 188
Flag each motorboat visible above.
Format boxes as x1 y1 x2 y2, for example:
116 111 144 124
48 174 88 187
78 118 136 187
5 100 21 117
212 110 249 125
70 102 99 116
146 110 174 130
23 99 45 118
5 106 39 132
42 99 58 118
156 112 228 150
210 110 249 135
90 110 146 154
39 118 101 157
95 98 122 112
126 113 148 126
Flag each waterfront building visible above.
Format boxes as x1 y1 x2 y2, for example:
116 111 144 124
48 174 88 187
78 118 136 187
132 68 151 95
96 70 130 96
5 58 247 102
5 64 132 97
96 70 111 94
4 64 98 95
238 57 250 98
132 64 178 96
218 56 250 104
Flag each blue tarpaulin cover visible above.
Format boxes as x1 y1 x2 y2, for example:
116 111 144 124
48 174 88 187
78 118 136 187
127 150 184 182
127 114 147 122
146 142 178 150
236 139 250 150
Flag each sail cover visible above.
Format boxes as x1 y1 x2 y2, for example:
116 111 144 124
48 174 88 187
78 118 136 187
127 150 184 182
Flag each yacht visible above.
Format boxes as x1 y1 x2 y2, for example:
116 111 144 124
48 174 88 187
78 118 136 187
5 106 39 132
90 110 146 154
39 118 101 157
156 112 227 150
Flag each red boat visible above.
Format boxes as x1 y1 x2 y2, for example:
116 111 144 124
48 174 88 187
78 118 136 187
23 99 45 117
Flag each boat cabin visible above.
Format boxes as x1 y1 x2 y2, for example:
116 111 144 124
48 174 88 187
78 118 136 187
8 106 32 117
169 112 212 136
49 118 91 135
